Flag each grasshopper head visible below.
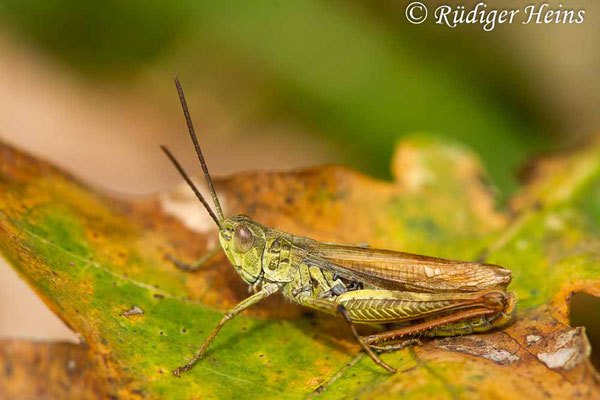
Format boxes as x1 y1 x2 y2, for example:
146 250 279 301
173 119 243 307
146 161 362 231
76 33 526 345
219 215 267 284
163 78 269 285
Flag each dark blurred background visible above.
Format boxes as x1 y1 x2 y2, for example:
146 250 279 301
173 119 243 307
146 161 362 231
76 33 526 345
0 0 598 362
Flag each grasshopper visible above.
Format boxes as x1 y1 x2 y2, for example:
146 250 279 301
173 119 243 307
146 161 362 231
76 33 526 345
163 77 517 376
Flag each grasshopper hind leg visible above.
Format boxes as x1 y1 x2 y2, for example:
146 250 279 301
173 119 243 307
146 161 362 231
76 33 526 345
337 304 397 373
294 295 398 373
427 291 517 337
165 246 221 272
363 292 517 345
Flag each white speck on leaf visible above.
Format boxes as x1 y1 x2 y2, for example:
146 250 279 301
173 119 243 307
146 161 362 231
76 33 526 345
526 334 541 344
435 337 520 365
535 327 590 370
484 348 520 364
538 348 578 369
123 305 144 317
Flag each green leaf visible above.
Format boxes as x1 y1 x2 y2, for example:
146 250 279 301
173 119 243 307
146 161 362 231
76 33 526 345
0 138 598 399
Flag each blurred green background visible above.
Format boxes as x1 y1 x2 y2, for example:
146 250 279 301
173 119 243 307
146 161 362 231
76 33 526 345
0 0 599 362
0 0 598 197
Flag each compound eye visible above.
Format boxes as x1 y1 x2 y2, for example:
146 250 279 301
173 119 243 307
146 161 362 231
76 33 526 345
233 224 254 253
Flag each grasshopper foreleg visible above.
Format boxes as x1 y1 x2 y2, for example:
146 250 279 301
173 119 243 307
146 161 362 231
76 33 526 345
166 246 221 272
173 283 279 376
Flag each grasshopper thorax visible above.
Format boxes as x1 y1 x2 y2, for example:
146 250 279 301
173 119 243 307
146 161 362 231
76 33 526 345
219 215 267 284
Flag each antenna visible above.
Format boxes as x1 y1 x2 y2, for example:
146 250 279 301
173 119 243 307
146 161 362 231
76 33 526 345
173 76 225 222
161 146 222 228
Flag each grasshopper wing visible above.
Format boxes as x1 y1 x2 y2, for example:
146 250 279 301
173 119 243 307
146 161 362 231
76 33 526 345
303 242 511 292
